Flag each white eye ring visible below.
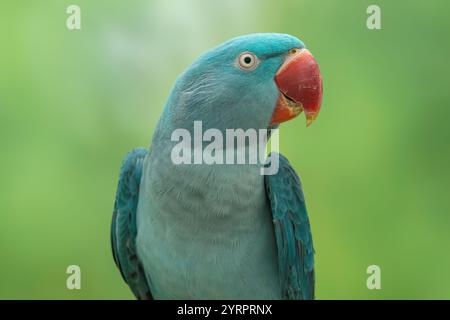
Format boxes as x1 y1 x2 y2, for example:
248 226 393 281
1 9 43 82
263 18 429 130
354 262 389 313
237 52 258 70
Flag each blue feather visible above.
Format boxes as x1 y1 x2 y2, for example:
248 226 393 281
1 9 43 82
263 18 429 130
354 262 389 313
111 148 152 299
265 152 315 299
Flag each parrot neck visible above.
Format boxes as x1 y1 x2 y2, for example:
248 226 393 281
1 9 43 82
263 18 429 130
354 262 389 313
145 140 268 223
142 114 274 228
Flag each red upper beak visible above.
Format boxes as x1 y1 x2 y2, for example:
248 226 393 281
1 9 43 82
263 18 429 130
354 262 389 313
271 48 323 126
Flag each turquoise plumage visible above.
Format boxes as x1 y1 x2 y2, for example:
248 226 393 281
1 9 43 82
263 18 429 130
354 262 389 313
111 148 152 299
265 153 315 299
111 33 318 300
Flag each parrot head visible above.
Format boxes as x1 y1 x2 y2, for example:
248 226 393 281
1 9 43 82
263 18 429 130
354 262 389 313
166 33 322 132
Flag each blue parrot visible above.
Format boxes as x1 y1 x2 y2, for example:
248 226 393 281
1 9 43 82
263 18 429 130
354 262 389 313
111 33 323 300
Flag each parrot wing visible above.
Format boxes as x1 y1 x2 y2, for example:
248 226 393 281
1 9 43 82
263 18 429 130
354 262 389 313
111 148 152 300
265 152 315 300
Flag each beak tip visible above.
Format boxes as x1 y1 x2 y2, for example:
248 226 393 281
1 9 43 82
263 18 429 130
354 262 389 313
305 113 318 127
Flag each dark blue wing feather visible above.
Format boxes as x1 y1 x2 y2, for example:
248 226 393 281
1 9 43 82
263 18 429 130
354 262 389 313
111 148 152 300
265 153 315 300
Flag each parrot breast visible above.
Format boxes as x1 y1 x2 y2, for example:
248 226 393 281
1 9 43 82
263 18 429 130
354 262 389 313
135 151 282 299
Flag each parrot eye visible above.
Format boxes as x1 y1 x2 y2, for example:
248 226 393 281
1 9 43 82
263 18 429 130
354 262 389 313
237 52 258 71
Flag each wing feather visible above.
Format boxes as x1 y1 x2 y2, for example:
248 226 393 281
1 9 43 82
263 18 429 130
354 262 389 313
265 153 315 300
111 148 152 300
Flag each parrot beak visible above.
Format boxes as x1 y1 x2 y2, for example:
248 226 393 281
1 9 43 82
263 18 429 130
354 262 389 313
271 48 323 127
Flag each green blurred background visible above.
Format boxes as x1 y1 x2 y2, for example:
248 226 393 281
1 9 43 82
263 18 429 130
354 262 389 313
1 0 449 299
